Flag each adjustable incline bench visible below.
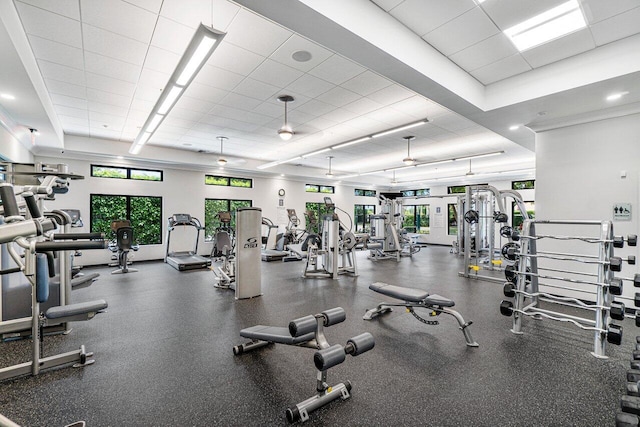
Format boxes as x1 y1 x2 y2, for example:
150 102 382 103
233 307 375 423
364 282 478 347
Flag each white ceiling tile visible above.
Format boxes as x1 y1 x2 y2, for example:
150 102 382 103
83 24 148 65
316 86 361 108
86 73 137 97
269 34 334 72
223 8 291 56
448 33 517 72
287 74 334 98
18 0 80 20
130 97 154 113
38 60 86 85
62 124 90 136
193 65 244 90
371 0 404 12
294 99 335 116
173 96 215 114
54 105 88 120
233 78 280 101
520 29 595 68
123 0 163 14
86 88 132 108
58 115 89 127
126 108 150 123
89 111 126 130
89 127 122 139
423 7 499 56
287 109 316 126
470 54 532 85
182 82 228 103
87 101 129 117
341 70 392 97
159 0 211 29
85 52 142 83
209 105 273 126
308 55 367 85
50 93 88 109
365 107 414 125
81 0 157 43
218 93 262 110
138 67 170 90
390 96 448 118
213 42 265 75
342 116 387 133
28 35 84 69
343 97 383 115
162 115 198 128
45 79 87 98
150 16 194 55
590 6 640 46
389 0 475 36
250 59 304 88
481 0 567 30
144 46 180 74
133 84 162 102
253 101 285 118
16 2 82 48
366 84 414 105
582 0 640 23
211 0 241 32
321 107 361 124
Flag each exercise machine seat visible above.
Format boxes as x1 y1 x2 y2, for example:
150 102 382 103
45 299 108 320
116 226 134 251
369 282 455 307
239 325 315 345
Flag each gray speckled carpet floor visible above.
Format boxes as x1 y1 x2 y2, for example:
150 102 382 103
0 247 631 426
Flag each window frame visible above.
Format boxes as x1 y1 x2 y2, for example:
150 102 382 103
205 175 253 188
512 179 535 190
354 204 376 233
306 184 334 194
204 198 253 241
91 164 163 181
354 189 376 197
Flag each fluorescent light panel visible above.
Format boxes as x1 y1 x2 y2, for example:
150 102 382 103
504 0 587 52
303 148 331 157
371 120 428 138
128 24 225 155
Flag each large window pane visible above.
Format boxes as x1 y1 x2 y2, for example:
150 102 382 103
91 166 127 179
230 178 252 188
90 195 127 237
130 196 162 244
512 201 535 230
448 203 458 235
204 199 252 241
130 169 162 181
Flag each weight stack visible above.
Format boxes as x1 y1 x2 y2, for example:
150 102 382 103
235 207 262 300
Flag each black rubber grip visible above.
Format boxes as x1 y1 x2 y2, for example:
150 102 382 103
23 193 42 218
35 240 106 252
52 232 105 240
0 184 20 218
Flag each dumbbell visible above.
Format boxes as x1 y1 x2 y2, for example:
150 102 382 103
616 411 640 426
493 211 508 223
610 256 637 272
501 242 520 261
500 225 513 238
464 210 479 224
618 275 640 289
504 265 532 285
614 235 639 248
500 300 514 316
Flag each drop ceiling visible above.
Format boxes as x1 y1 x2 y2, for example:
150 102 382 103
1 0 639 187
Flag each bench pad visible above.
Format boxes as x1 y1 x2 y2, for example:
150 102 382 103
370 283 455 307
45 299 108 319
240 325 315 345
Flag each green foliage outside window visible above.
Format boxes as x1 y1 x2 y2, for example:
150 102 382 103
92 166 126 179
403 205 430 234
130 169 162 181
90 194 162 245
205 175 230 186
91 165 162 181
205 175 252 188
305 202 334 234
512 180 535 190
512 201 535 229
230 177 252 188
306 184 334 194
448 185 466 194
354 204 375 233
448 203 458 235
204 198 252 240
354 189 376 197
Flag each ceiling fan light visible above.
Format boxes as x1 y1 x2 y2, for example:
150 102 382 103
217 158 227 166
278 128 294 141
403 157 415 165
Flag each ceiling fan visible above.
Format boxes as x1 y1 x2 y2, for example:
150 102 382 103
277 95 295 141
466 159 475 176
217 136 228 166
402 136 416 165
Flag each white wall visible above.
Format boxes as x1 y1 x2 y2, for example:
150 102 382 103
0 125 33 162
535 112 640 302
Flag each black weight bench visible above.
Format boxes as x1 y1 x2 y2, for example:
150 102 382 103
364 282 478 347
234 307 374 423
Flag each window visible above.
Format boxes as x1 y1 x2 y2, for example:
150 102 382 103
354 204 375 233
306 184 334 194
402 205 430 234
512 201 535 230
512 179 535 190
90 194 162 245
91 165 162 181
354 189 376 197
204 198 252 240
448 203 458 235
205 175 252 188
305 202 334 234
448 185 466 194
401 188 429 197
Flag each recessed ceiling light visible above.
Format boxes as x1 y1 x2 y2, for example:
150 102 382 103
292 50 312 62
117 155 124 160
280 174 285 177
1 93 15 100
509 125 520 131
606 91 629 102
504 0 587 52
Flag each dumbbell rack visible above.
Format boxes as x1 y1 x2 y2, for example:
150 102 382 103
503 219 634 359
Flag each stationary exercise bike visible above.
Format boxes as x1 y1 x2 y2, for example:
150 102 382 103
108 219 139 274
211 211 235 288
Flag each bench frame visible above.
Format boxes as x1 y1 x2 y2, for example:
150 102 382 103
364 283 479 347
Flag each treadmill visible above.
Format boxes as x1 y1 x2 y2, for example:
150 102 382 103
165 213 212 271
